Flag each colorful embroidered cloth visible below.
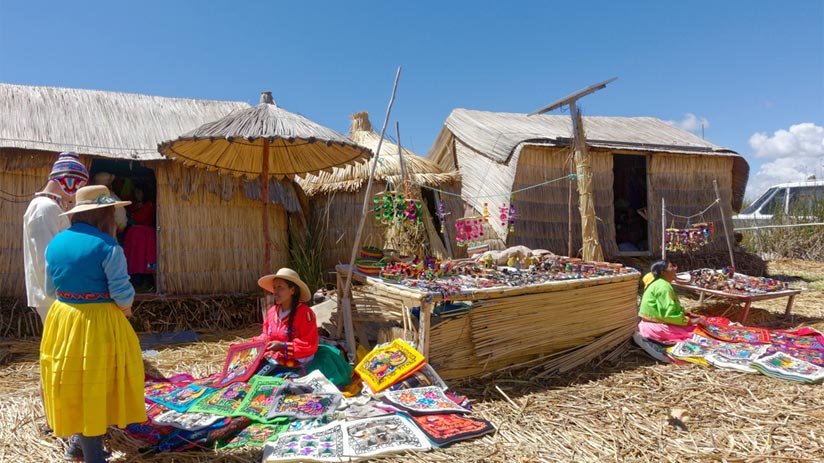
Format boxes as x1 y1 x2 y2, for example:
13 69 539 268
264 383 342 421
695 322 771 344
410 413 495 447
752 352 824 384
150 383 214 412
234 375 287 423
381 386 469 415
343 414 432 458
291 369 342 395
152 409 223 431
188 381 252 416
355 339 426 393
212 341 266 388
222 422 288 448
263 421 347 462
386 363 448 392
123 402 175 445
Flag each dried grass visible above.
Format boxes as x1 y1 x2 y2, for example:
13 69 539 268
1 260 822 462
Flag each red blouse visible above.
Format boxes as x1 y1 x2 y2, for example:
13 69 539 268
253 302 319 366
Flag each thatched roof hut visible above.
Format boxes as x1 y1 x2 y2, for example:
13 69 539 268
297 112 462 279
0 83 303 299
427 108 750 258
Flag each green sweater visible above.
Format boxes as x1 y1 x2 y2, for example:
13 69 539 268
638 277 689 326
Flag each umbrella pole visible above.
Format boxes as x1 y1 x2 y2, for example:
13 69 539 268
340 66 402 361
262 138 271 274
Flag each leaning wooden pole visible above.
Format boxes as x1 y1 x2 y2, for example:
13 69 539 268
714 179 736 268
570 102 603 262
340 66 402 361
262 138 271 274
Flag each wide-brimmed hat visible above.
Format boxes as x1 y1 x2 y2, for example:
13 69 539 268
60 185 131 216
258 268 311 302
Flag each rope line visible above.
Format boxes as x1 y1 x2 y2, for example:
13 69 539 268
412 173 579 199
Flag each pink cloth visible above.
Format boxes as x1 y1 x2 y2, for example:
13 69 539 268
123 225 157 275
637 319 697 344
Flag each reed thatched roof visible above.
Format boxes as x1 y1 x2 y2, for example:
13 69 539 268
158 92 371 179
0 83 249 160
428 108 750 211
297 112 461 196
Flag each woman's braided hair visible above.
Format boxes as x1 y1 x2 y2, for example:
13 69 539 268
282 280 302 341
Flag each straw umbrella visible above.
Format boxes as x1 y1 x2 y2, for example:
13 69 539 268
158 91 371 273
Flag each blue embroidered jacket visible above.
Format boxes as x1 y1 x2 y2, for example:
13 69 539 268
45 222 135 306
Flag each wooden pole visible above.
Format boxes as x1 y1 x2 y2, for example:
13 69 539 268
396 122 407 185
661 196 666 261
340 66 402 361
714 179 736 268
570 102 603 262
568 162 574 258
262 138 271 274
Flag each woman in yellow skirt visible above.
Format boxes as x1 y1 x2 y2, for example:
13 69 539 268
41 185 146 462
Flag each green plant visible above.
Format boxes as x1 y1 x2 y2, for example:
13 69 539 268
287 212 327 298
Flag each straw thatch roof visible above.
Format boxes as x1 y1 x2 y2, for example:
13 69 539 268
297 112 461 196
159 93 371 179
428 108 750 211
0 83 249 160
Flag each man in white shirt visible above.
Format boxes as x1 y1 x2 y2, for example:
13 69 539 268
23 151 89 323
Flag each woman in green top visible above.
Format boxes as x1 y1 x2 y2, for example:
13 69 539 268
637 259 702 343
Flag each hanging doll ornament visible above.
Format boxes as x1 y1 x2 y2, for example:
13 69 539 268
436 200 450 233
454 216 485 247
482 202 490 223
499 201 517 234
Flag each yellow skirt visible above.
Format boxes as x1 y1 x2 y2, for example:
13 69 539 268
40 300 147 437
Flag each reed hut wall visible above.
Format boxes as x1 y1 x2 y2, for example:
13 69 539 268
647 153 736 255
0 149 83 298
152 162 292 295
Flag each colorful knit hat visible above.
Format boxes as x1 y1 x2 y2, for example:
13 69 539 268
48 151 89 195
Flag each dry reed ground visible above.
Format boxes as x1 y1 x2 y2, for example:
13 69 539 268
1 259 822 462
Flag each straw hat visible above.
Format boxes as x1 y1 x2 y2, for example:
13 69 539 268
60 185 131 216
258 268 311 302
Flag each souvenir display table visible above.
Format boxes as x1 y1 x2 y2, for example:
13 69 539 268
672 271 801 323
336 257 641 380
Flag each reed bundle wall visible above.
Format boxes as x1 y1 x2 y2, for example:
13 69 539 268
648 154 735 255
0 149 89 298
155 162 289 295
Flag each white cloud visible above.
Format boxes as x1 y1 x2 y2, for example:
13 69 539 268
745 122 824 199
665 113 710 134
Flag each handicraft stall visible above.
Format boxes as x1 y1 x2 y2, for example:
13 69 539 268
336 246 640 381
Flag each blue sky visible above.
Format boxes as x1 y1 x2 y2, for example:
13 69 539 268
1 0 822 199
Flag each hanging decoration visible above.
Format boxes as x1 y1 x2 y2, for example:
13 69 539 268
454 216 485 248
498 200 517 234
372 183 424 232
482 202 490 223
436 200 449 234
665 221 714 252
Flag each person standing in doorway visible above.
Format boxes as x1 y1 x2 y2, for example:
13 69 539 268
23 151 89 324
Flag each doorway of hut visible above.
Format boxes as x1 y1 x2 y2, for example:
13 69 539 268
612 154 649 255
89 158 158 294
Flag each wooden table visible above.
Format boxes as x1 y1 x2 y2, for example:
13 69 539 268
672 276 801 323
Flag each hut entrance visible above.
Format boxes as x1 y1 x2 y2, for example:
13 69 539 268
612 154 649 254
89 158 158 293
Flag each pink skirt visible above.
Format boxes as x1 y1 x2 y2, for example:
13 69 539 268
637 320 696 344
123 225 157 275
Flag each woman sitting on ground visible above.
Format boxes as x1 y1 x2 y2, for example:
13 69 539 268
637 259 703 343
253 268 319 373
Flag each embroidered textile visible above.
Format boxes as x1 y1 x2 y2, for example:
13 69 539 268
410 413 495 447
381 386 469 415
752 352 824 384
222 422 287 448
150 383 213 412
153 409 223 431
212 341 266 388
386 363 448 392
234 376 287 423
343 414 431 458
262 421 346 462
265 383 342 421
188 381 252 416
355 339 426 393
695 322 771 344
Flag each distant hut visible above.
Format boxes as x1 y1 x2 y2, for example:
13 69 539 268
0 83 304 299
297 112 462 279
428 108 749 258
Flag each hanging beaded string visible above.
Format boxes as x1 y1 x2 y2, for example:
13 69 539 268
436 200 449 233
